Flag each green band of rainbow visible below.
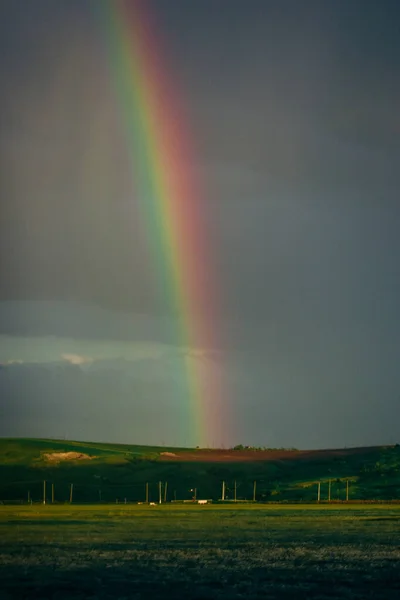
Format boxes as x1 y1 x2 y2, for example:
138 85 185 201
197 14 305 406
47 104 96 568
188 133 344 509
93 0 228 446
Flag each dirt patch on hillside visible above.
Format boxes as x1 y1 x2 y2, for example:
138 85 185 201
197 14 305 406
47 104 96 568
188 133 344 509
43 452 95 462
158 447 380 463
159 450 302 462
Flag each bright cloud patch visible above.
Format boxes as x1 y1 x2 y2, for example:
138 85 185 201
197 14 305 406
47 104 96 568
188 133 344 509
61 353 93 365
1 359 23 365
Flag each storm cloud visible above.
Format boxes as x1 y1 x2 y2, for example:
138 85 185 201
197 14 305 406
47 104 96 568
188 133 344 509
1 0 399 447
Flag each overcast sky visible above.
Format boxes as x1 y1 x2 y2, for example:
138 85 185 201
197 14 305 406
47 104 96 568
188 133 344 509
1 0 399 448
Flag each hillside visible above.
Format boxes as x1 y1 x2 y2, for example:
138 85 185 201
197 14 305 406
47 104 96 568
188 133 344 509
1 438 400 504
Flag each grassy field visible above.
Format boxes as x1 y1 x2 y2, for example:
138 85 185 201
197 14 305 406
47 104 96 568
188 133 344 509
1 438 400 503
1 503 400 599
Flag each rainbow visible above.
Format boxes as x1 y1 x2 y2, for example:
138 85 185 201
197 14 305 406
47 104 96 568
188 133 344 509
93 0 228 447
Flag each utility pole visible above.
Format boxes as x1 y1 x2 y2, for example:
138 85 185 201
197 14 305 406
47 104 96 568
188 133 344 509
69 483 74 504
164 482 168 503
43 480 46 505
346 480 349 502
234 481 237 503
328 480 331 503
221 481 225 501
52 483 55 504
158 481 162 504
317 482 321 503
253 481 257 502
194 487 197 501
145 482 149 504
27 490 30 504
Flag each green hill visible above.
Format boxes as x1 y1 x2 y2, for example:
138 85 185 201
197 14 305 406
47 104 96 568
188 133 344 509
1 438 400 504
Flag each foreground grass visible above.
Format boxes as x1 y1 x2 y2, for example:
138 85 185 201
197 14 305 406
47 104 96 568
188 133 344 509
1 504 400 599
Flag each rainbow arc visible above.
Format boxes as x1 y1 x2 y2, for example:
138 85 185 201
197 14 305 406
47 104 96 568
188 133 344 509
94 0 229 446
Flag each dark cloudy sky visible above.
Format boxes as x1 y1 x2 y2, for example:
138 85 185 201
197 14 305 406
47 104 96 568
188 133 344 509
1 0 399 448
